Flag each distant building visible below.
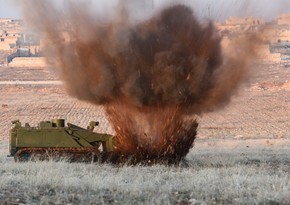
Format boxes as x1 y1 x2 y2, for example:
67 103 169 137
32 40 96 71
0 18 44 65
216 16 265 36
0 18 12 25
0 35 18 50
225 16 265 26
0 18 22 51
269 41 290 62
277 14 290 26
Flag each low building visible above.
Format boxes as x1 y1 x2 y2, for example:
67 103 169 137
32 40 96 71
8 57 47 67
0 18 12 26
217 16 265 36
277 14 290 26
0 36 17 50
225 16 265 26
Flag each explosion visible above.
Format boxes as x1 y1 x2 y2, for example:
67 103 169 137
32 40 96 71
20 1 258 164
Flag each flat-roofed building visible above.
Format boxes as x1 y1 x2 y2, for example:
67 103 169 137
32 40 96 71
277 14 290 26
225 16 265 26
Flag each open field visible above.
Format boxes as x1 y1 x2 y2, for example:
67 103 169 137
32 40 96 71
0 62 290 204
0 147 289 205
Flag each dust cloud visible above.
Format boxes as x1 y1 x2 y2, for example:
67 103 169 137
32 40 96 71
20 1 259 164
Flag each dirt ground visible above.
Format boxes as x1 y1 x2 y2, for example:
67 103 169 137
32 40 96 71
0 62 290 156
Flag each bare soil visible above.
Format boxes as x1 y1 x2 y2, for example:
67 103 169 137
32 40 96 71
1 62 289 151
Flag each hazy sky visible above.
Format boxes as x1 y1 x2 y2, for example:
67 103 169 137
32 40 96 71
0 0 289 21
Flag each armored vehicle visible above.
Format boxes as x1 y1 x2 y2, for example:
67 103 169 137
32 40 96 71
8 119 115 162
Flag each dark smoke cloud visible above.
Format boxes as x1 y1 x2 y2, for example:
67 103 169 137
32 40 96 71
21 1 256 113
20 0 259 164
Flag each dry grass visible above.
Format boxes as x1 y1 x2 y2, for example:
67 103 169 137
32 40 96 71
0 147 289 205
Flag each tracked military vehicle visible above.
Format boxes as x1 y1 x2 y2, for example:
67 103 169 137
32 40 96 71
8 119 115 162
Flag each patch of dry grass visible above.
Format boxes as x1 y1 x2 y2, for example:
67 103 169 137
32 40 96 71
0 147 289 205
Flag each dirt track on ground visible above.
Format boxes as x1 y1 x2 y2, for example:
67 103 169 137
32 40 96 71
0 63 290 154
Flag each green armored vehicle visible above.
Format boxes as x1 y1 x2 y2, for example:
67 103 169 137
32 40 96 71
8 119 115 162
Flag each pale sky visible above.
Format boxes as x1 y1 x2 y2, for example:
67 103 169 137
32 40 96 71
0 0 290 21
